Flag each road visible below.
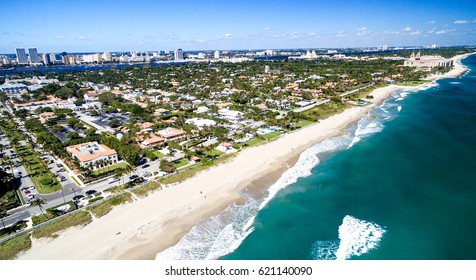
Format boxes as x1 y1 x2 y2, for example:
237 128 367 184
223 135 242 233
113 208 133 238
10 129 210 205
1 103 166 229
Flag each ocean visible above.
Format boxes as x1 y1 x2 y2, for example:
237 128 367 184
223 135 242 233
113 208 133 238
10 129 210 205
156 54 476 260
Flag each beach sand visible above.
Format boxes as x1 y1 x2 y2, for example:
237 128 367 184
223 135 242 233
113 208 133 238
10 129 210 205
16 55 470 260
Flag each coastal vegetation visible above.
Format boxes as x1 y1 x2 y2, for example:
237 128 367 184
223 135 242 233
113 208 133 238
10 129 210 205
0 233 31 260
31 211 92 239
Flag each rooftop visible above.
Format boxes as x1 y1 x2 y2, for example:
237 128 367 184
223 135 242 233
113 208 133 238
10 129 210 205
66 141 117 162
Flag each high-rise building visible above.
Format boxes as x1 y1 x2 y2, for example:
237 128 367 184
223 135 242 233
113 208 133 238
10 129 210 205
42 53 51 65
102 52 112 61
49 53 57 63
214 50 220 59
28 48 39 64
174 49 184 61
16 48 28 64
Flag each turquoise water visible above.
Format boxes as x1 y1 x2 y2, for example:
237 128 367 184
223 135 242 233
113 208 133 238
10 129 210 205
156 54 476 260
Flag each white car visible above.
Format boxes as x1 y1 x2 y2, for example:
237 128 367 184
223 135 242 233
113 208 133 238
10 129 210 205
27 194 35 200
108 178 119 184
28 185 35 190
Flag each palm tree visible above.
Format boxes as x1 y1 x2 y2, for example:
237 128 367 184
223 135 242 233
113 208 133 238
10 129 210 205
31 198 47 218
11 138 19 149
114 167 126 188
123 163 135 177
0 210 7 229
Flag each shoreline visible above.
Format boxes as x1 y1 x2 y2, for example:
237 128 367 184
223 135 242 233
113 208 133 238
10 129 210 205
16 54 471 260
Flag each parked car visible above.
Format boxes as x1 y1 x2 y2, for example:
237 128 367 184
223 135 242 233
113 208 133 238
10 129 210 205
85 190 97 196
129 175 139 181
72 195 84 201
28 185 35 190
24 190 31 195
141 164 150 169
27 194 35 200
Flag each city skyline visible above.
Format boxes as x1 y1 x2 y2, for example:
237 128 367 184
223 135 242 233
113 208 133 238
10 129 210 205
1 0 476 53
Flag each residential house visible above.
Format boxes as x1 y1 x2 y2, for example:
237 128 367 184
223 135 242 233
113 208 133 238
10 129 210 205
157 127 185 141
216 142 236 154
135 122 154 132
218 108 244 123
39 112 56 123
138 134 165 149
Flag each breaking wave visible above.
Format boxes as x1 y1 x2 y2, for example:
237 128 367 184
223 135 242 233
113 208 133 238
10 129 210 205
310 215 386 260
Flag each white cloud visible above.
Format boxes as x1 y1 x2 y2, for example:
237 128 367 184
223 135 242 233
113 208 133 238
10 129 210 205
357 31 369 36
410 30 421 35
308 32 316 36
265 27 272 32
336 30 345 37
436 29 455 35
225 33 233 37
358 27 367 31
77 35 89 40
473 19 476 23
429 20 436 24
403 26 412 32
454 20 468 24
54 35 65 39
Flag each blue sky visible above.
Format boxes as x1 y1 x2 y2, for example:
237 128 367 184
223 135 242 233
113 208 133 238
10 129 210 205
1 0 475 53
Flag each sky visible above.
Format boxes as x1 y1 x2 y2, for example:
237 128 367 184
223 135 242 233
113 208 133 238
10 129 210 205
1 0 476 53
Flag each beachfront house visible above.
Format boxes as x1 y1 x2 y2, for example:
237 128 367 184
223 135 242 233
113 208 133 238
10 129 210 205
216 142 236 154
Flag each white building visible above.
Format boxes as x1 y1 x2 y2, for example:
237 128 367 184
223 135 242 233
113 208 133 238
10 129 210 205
66 142 119 170
404 52 453 68
218 108 244 123
174 49 184 61
214 50 220 59
185 118 216 130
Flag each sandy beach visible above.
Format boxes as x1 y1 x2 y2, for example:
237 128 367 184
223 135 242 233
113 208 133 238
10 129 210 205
16 54 470 260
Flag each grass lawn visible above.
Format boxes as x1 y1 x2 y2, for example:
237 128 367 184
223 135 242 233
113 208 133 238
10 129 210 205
294 119 315 129
152 150 166 158
263 131 282 140
244 137 265 147
204 150 224 158
92 162 129 176
17 148 61 194
173 158 190 169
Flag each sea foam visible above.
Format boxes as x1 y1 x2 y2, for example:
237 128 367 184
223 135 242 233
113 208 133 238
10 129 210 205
310 215 386 260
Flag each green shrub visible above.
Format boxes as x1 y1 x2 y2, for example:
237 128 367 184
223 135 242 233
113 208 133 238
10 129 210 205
39 177 53 186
